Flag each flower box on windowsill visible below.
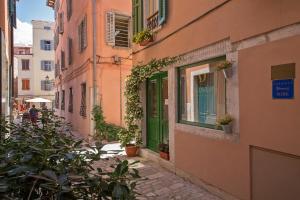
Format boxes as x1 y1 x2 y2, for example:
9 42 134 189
139 36 153 46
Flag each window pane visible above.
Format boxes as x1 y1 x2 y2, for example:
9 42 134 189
179 59 226 127
148 80 158 117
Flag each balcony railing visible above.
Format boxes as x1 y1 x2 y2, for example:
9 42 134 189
147 11 159 30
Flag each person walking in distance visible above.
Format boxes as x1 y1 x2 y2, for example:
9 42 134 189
29 104 38 125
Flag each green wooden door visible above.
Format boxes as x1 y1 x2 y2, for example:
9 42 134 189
147 72 168 152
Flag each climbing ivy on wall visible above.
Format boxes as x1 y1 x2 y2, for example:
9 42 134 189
121 57 179 146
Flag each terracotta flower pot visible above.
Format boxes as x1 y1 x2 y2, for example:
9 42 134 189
159 151 169 160
139 36 153 46
125 144 139 157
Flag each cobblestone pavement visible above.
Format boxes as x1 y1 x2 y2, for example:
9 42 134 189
134 159 221 200
94 155 221 200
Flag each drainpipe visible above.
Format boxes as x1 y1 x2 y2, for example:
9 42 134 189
10 18 14 119
0 28 2 116
90 0 97 139
92 0 97 106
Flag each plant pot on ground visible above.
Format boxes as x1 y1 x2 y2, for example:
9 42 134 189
159 143 169 160
125 144 139 157
119 129 140 157
217 114 234 134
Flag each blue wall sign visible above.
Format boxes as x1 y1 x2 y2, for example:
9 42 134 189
272 79 294 99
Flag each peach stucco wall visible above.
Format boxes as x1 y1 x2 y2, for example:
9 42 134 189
0 0 12 62
175 35 300 200
133 0 300 64
55 0 131 137
133 1 300 199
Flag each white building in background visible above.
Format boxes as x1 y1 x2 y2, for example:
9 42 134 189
14 20 55 108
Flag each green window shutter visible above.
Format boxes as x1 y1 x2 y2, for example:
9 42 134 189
133 0 143 34
137 0 143 32
159 0 167 25
132 0 137 34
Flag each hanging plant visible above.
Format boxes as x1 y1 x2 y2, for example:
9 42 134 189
120 57 179 148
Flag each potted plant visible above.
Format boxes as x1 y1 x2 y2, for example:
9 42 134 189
217 114 233 133
217 60 232 79
119 128 139 157
133 29 153 46
158 143 169 160
217 114 234 134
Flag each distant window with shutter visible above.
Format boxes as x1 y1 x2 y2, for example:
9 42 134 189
61 90 65 110
59 12 64 34
61 51 65 71
41 60 53 71
54 27 59 50
68 37 73 65
55 91 60 109
68 87 73 113
22 79 30 90
41 80 53 91
78 15 87 52
21 59 29 70
55 61 60 77
41 40 53 51
80 83 87 117
106 12 130 48
67 0 72 20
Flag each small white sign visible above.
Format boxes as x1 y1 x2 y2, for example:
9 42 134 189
164 99 168 105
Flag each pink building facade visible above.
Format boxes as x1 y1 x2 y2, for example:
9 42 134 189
132 1 300 200
48 0 132 137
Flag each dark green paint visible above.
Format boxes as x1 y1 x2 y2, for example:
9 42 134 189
147 72 168 152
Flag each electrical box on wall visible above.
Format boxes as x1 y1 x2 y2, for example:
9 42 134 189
271 63 295 99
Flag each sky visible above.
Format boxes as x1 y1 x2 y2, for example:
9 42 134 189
14 0 54 46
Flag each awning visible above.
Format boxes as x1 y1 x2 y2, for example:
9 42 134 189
25 97 51 103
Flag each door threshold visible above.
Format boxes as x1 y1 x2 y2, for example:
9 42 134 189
139 148 175 173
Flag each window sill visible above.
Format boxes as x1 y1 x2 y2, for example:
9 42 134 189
112 46 130 50
175 123 239 143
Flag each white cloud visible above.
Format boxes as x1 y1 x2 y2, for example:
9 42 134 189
14 18 32 46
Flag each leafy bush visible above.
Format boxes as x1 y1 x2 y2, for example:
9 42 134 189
0 113 140 199
118 128 135 148
92 105 123 142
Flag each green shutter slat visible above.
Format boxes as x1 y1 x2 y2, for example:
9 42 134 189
133 0 143 34
132 0 136 34
137 0 143 32
159 0 167 25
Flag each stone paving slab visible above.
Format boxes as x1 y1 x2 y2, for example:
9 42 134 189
94 156 222 200
134 159 221 200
